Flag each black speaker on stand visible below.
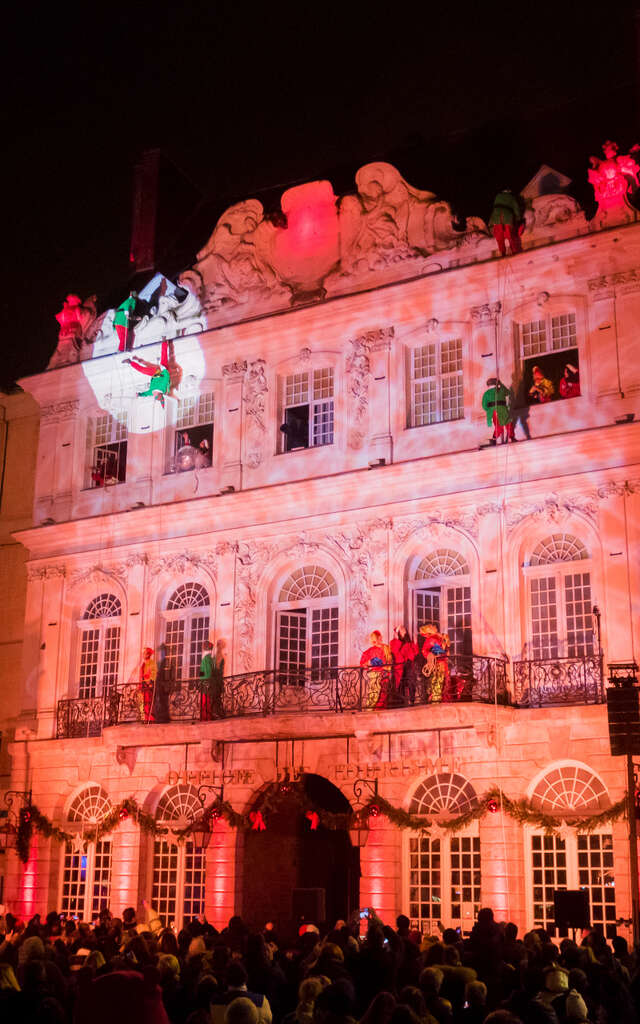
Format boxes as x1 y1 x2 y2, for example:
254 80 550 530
553 889 591 938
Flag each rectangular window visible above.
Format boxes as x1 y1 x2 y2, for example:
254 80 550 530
578 834 616 939
310 607 339 680
182 841 206 921
79 628 100 699
565 572 594 657
61 840 111 919
88 412 128 488
277 610 307 684
414 586 472 658
164 620 185 681
282 369 334 451
171 392 214 471
531 833 568 935
518 312 580 405
410 338 463 427
152 839 179 926
409 834 441 930
530 577 558 659
450 835 481 922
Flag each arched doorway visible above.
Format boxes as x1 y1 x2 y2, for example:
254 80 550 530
239 774 359 933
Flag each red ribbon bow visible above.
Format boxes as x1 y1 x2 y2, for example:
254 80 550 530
249 810 266 831
305 811 320 831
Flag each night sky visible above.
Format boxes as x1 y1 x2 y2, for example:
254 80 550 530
4 4 638 389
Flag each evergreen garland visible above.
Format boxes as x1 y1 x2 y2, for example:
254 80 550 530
13 787 629 863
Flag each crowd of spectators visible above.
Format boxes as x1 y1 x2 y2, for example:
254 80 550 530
0 903 638 1024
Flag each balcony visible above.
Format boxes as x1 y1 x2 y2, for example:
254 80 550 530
513 654 604 707
54 654 606 739
55 654 509 738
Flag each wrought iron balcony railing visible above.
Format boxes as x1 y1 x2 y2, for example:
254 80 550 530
55 655 509 738
512 653 604 707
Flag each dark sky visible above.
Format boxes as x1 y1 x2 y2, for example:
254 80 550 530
4 3 639 388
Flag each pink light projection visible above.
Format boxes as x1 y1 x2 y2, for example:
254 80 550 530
274 181 339 294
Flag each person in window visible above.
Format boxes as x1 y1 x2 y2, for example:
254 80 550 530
419 624 450 703
389 626 419 705
123 339 171 407
195 438 211 469
489 189 522 257
481 377 516 444
528 366 554 403
211 638 226 718
200 640 215 720
138 647 157 723
559 363 581 399
360 630 391 708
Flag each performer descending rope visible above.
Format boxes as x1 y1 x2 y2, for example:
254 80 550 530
123 339 171 407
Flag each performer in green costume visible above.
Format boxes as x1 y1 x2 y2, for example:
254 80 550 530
124 340 171 407
114 291 138 352
489 190 522 256
482 377 516 444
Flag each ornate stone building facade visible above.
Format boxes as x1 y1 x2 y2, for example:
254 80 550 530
4 159 640 940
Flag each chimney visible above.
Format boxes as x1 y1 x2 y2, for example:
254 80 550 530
129 149 161 275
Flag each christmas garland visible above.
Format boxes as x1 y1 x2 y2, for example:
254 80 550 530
14 786 629 863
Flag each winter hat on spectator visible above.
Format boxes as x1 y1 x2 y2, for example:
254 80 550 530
565 988 589 1021
74 967 170 1024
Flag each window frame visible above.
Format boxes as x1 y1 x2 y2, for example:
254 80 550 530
152 786 206 930
403 823 481 935
86 410 128 489
523 541 594 660
161 583 211 682
408 552 472 659
59 786 113 922
512 304 583 407
408 336 464 428
273 567 339 683
525 827 617 938
168 392 215 474
280 367 335 453
75 594 122 698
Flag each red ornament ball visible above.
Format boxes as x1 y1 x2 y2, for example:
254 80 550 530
487 798 499 814
368 804 381 818
211 807 222 820
119 806 129 821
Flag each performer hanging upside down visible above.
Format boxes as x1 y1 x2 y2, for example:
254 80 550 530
482 377 516 444
419 624 450 703
139 646 157 723
360 630 391 709
390 625 420 704
123 339 171 407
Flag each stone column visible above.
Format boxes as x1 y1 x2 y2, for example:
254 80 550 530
221 360 247 492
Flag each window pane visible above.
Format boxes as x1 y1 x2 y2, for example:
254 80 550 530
79 628 100 698
530 833 567 936
277 610 307 683
312 399 334 446
311 607 339 678
530 576 558 659
565 572 594 657
285 373 309 406
521 320 547 358
551 313 577 352
164 620 186 681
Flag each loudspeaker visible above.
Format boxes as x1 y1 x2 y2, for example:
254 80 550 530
606 686 640 755
553 889 590 930
292 887 326 923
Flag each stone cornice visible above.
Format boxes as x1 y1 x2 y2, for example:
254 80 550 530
13 423 640 561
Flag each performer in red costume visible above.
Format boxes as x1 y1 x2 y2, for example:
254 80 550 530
559 363 580 399
123 339 172 407
419 624 450 703
360 630 391 708
390 625 420 704
139 647 157 723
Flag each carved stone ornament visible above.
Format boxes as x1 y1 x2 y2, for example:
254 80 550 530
470 301 502 324
68 564 127 590
393 509 483 544
345 329 392 450
588 269 640 295
588 140 640 215
506 491 598 532
27 564 67 582
40 400 80 423
522 195 587 236
425 318 439 332
148 551 218 578
223 359 248 378
243 359 268 468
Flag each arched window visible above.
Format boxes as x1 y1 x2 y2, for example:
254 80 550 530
524 534 593 659
78 594 122 698
527 765 615 938
405 774 480 934
60 785 112 920
162 583 210 681
409 550 471 656
152 785 206 928
274 566 338 684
